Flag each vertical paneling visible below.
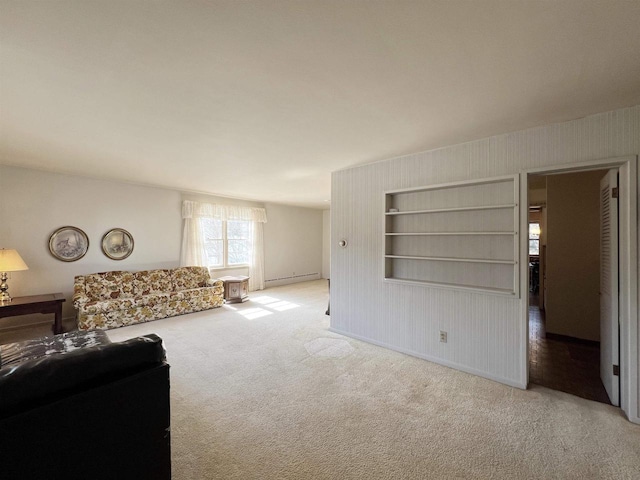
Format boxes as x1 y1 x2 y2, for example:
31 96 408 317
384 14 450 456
330 106 639 397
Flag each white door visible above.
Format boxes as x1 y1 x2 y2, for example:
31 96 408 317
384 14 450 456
600 170 619 406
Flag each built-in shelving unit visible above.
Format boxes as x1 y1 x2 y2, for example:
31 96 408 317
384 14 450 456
384 175 519 296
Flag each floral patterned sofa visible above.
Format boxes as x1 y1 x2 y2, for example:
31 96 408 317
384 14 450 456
73 266 224 330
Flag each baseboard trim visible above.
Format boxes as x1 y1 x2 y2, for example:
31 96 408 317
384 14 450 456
328 327 527 390
265 273 321 287
545 332 600 347
627 414 640 425
266 272 320 282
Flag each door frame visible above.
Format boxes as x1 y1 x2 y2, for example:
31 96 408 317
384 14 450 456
519 155 638 423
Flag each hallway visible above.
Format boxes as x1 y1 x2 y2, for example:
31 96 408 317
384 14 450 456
528 296 611 404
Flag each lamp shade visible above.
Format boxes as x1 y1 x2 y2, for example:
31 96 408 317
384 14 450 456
0 249 29 272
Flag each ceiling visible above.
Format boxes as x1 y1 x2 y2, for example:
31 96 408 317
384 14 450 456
1 1 639 208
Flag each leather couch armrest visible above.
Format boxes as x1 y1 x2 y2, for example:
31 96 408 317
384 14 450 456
0 334 167 418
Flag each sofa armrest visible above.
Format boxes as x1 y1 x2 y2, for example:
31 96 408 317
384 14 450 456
0 334 167 418
73 276 90 308
72 294 90 309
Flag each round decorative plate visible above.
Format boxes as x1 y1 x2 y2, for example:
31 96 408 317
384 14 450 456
101 228 134 260
49 226 89 262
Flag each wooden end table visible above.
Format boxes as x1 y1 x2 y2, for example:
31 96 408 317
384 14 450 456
218 276 249 303
0 293 66 335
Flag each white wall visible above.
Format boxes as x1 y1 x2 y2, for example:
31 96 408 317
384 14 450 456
263 203 323 287
0 166 325 333
529 187 547 206
546 170 604 341
322 209 330 279
331 105 639 419
0 166 182 331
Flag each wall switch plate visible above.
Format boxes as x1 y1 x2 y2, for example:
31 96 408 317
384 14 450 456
439 331 447 343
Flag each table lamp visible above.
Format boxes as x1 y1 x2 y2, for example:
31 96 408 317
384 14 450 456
0 249 29 303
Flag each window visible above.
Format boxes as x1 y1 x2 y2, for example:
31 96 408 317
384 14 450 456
529 222 540 255
201 218 251 267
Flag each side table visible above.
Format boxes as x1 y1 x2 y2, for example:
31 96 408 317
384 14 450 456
0 293 66 335
218 276 249 304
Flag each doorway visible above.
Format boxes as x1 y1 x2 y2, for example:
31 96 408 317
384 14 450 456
527 169 614 404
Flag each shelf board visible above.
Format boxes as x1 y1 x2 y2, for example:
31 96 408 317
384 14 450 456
383 277 516 295
385 255 516 265
385 231 516 236
385 204 516 216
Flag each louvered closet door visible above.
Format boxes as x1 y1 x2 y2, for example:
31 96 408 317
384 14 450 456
600 169 619 406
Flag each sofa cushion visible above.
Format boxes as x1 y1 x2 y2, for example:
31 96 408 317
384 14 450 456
189 291 225 312
134 269 172 296
168 289 224 311
84 271 135 301
170 289 204 302
79 310 143 331
134 293 171 308
81 293 170 313
166 297 192 318
80 298 139 314
170 267 211 290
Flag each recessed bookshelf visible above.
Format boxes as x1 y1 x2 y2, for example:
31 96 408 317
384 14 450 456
384 175 520 296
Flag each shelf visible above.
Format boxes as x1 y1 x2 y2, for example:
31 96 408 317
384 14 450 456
385 231 516 236
383 277 515 295
385 204 516 216
384 174 520 297
385 255 516 265
385 174 518 195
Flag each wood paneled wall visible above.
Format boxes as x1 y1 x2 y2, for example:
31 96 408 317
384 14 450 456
330 106 639 406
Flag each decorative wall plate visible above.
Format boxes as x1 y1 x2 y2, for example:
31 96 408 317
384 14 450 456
101 228 134 260
49 226 89 262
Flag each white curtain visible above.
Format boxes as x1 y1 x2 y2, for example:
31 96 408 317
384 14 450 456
249 221 265 291
183 201 267 223
180 201 206 267
180 200 267 291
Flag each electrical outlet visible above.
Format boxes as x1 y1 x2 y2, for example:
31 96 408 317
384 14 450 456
439 331 447 343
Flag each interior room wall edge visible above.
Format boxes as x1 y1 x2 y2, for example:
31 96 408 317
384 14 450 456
330 105 639 421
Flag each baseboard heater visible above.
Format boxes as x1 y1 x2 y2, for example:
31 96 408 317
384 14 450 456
265 272 319 283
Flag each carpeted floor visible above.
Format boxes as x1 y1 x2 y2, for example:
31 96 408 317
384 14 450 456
48 280 640 478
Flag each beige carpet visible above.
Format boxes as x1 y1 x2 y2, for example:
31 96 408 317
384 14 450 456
100 280 639 479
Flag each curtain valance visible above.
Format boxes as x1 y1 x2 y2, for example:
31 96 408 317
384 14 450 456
182 200 267 223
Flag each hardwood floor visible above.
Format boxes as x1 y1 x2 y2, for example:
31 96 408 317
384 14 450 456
528 295 611 404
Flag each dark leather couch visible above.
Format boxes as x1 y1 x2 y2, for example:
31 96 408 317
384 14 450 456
0 331 171 480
